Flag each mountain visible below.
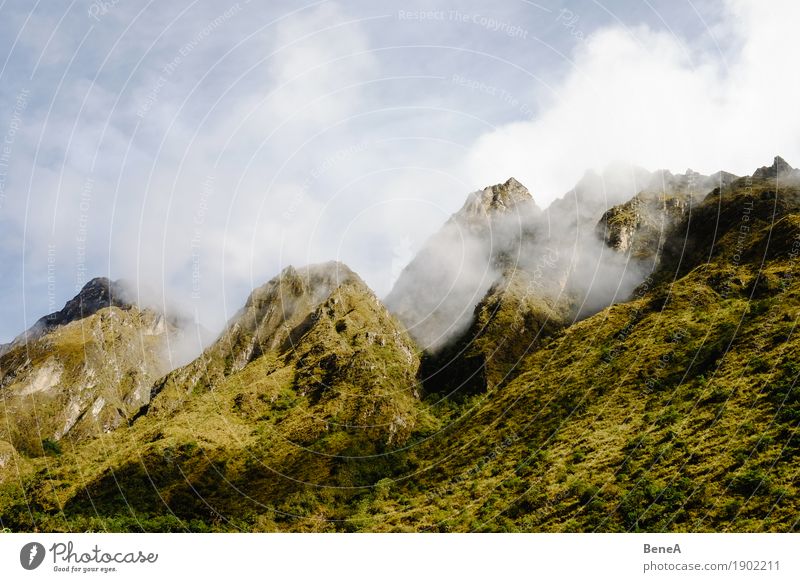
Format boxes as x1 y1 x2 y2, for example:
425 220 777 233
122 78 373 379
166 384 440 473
0 278 177 457
0 157 797 533
388 177 577 398
397 167 738 399
147 262 421 428
381 159 800 532
386 178 540 351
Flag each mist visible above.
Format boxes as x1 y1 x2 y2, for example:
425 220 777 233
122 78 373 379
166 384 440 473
385 165 665 351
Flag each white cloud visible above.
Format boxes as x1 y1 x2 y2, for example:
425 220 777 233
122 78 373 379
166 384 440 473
465 0 800 206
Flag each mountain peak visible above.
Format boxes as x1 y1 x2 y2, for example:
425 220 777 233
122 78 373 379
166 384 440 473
195 261 371 377
248 262 362 310
148 259 422 440
500 176 528 194
752 155 795 180
1 278 135 352
486 176 532 210
43 277 131 328
457 177 536 220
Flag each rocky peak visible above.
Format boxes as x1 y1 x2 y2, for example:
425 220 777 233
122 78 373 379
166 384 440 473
246 262 359 310
148 261 423 446
488 177 532 209
2 278 133 353
457 177 536 220
752 156 796 180
388 179 542 351
165 262 367 383
43 277 131 328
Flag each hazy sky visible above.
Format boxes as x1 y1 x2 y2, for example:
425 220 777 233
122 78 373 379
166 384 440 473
0 0 797 341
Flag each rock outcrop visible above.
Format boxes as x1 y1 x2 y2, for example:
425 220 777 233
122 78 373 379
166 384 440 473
752 155 798 181
598 169 740 263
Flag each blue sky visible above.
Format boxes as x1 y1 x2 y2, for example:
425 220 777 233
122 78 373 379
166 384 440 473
0 0 797 342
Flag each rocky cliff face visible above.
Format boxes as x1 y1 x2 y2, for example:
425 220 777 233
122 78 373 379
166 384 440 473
752 155 798 181
0 279 177 455
597 169 740 263
598 192 691 259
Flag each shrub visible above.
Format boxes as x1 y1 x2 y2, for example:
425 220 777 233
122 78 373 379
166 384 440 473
41 438 62 456
729 468 770 496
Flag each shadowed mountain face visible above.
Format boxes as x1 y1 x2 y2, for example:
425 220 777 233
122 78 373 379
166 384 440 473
0 158 798 533
420 266 574 398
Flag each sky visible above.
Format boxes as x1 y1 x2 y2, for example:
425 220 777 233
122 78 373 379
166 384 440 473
0 0 798 343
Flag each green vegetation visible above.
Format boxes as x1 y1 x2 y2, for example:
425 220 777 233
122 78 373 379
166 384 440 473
0 175 798 533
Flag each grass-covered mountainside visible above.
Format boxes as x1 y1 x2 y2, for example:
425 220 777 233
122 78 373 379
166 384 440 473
1 158 798 533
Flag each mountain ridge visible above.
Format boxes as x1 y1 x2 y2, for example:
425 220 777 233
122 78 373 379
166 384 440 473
1 156 798 533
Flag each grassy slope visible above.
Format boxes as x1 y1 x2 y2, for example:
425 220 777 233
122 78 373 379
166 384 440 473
353 178 800 532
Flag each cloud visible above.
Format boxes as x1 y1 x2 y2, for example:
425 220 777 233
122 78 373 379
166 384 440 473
465 0 800 206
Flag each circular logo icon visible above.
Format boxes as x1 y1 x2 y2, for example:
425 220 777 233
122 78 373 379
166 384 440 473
20 542 46 570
